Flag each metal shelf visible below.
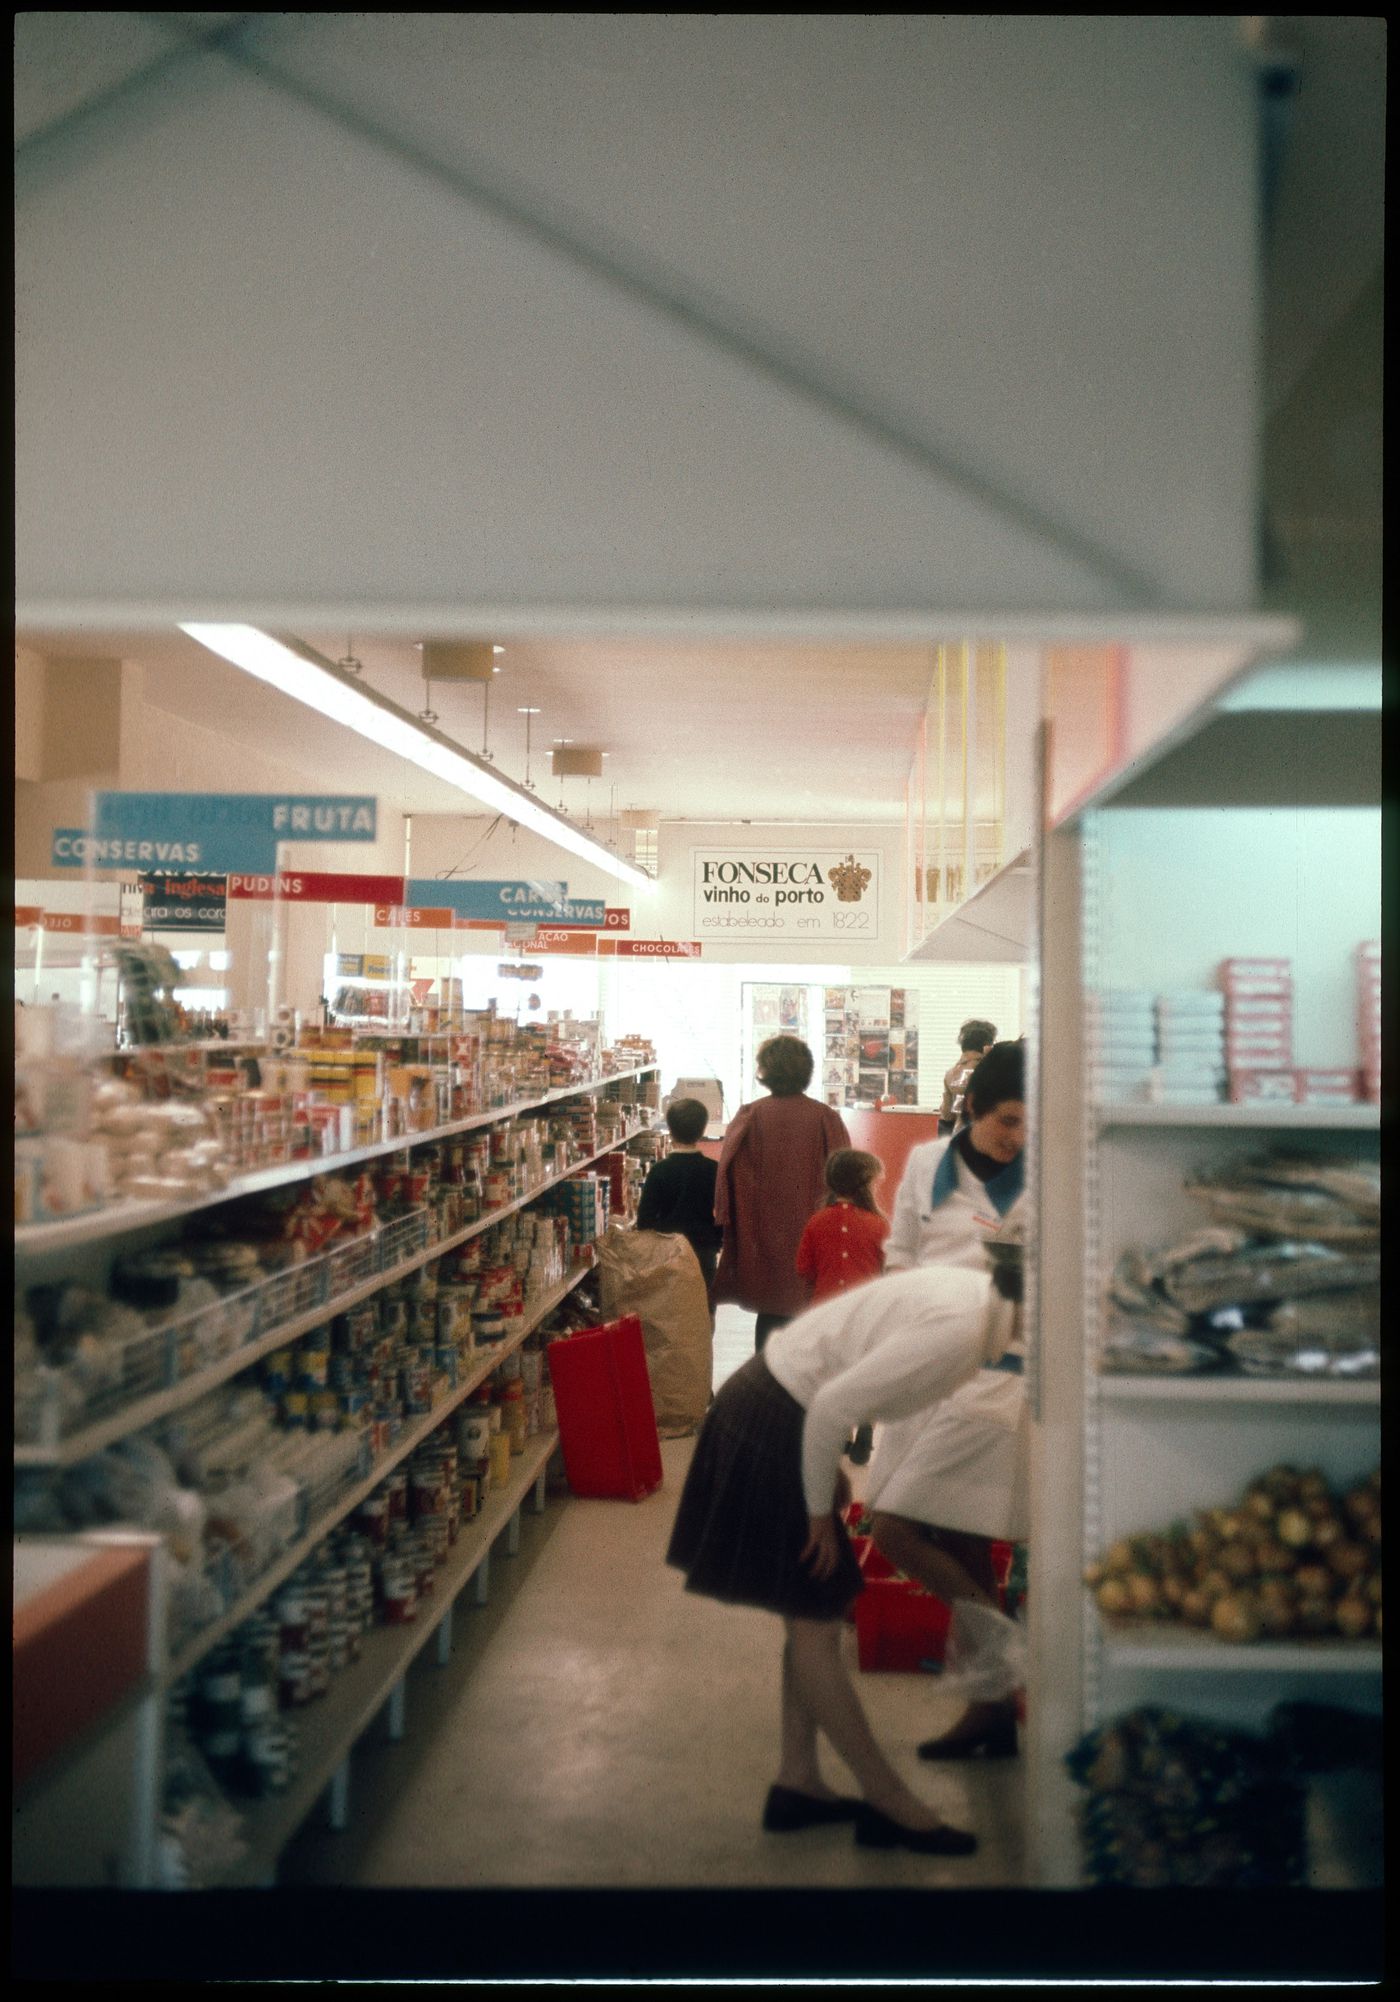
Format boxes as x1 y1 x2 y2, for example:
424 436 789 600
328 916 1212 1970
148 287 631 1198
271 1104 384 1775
1099 1375 1380 1406
1099 1617 1383 1674
14 1065 658 1258
14 1117 657 1468
217 1426 561 1887
161 1265 591 1687
1097 1102 1379 1131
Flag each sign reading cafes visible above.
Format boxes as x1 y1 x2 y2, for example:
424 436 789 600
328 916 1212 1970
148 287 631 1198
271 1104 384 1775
691 848 881 945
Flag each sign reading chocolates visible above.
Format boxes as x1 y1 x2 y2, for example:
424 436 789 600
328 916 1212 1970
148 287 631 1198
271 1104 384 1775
597 938 702 959
690 848 881 944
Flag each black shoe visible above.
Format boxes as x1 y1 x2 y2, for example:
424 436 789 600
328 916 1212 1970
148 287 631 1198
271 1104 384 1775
917 1716 1018 1761
845 1423 873 1467
854 1804 978 1855
762 1785 863 1833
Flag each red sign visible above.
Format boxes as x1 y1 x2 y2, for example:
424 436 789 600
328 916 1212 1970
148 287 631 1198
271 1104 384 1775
522 930 599 955
372 904 457 929
598 938 702 959
14 906 42 927
228 872 406 903
39 912 122 936
455 917 508 932
604 907 631 931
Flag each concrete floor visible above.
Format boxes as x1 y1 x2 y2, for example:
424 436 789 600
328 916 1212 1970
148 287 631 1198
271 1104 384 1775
278 1305 1027 1890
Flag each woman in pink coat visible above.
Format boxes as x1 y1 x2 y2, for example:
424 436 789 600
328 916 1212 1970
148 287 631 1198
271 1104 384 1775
714 1036 851 1350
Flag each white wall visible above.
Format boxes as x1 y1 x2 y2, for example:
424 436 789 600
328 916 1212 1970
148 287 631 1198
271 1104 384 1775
1096 806 1380 1068
16 16 1258 622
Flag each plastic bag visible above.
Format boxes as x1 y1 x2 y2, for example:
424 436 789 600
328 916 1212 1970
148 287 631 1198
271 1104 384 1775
597 1225 713 1438
935 1599 1026 1702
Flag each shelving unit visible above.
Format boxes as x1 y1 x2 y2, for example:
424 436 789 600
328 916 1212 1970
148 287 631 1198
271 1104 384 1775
16 1105 655 1468
163 1266 589 1685
15 1063 660 1259
1099 1376 1379 1407
1097 1102 1378 1131
1096 1620 1383 1675
1027 676 1382 1888
13 1061 661 1886
221 1426 559 1887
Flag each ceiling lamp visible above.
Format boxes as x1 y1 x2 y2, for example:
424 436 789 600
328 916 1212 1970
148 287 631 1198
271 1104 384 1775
550 746 605 777
419 640 495 682
180 624 651 888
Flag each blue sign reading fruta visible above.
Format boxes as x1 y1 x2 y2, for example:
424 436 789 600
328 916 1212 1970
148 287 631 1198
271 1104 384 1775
84 793 379 873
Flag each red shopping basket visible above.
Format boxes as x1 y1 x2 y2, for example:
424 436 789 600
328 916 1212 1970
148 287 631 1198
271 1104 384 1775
546 1313 663 1501
855 1577 953 1673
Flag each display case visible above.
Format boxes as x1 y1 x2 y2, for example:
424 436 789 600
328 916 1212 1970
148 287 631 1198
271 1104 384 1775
1027 664 1382 1887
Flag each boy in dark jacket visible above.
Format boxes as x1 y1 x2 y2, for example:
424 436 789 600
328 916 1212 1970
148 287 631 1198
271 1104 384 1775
636 1097 723 1294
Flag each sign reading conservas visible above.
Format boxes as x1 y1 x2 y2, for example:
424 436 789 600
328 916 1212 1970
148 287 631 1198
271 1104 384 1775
691 847 881 944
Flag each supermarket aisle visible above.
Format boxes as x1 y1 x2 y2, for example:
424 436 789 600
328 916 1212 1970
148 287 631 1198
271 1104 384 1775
278 1433 1026 1890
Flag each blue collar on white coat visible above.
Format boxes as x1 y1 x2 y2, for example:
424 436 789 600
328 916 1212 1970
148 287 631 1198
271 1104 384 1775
931 1138 1024 1215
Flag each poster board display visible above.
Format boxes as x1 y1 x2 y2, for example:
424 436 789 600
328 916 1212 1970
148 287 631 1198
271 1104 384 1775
822 986 919 1108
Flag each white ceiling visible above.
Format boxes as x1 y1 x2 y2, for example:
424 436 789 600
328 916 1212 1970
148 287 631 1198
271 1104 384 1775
13 17 1381 833
19 625 937 825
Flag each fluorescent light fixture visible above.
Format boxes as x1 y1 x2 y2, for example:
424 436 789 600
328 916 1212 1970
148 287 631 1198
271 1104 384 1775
181 624 651 889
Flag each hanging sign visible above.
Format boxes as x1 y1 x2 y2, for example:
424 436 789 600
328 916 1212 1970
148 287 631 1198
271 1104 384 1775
513 931 599 955
141 875 229 929
51 828 96 869
404 878 578 923
226 871 405 904
38 912 123 936
372 904 459 929
690 847 881 945
603 907 632 930
598 938 702 959
15 906 43 927
86 793 379 873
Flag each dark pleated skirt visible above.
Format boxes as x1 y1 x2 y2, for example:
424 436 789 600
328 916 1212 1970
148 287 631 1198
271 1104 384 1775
666 1352 864 1621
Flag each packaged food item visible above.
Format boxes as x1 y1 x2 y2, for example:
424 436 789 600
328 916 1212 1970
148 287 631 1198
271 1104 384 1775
1228 1069 1296 1105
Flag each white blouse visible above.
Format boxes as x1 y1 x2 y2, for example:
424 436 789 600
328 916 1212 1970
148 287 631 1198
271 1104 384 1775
762 1265 1007 1515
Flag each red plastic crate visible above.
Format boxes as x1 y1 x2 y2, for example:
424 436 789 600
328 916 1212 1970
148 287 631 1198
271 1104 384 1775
855 1577 952 1672
546 1314 663 1501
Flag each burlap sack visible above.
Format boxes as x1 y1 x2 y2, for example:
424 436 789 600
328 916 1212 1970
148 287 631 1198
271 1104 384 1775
597 1225 713 1438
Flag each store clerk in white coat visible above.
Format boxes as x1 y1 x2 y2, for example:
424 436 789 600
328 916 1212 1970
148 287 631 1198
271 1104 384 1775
883 1039 1026 1274
868 1040 1029 1761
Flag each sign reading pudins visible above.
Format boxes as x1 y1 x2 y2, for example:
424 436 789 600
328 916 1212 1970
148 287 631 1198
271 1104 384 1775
691 849 880 944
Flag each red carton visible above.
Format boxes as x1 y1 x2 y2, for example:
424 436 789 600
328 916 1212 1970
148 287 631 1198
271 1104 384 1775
1229 1068 1297 1104
1295 1069 1360 1104
1220 957 1293 977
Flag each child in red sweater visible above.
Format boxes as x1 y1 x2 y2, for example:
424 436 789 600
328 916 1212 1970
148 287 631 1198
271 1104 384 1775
796 1149 889 1304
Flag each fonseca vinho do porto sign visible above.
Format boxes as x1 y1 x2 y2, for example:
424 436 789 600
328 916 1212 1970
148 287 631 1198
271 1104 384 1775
691 848 880 944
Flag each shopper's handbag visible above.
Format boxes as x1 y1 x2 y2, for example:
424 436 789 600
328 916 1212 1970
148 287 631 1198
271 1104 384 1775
597 1224 712 1438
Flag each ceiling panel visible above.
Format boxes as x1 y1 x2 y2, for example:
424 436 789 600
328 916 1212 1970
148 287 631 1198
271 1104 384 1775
22 627 935 825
